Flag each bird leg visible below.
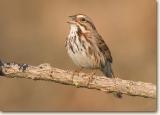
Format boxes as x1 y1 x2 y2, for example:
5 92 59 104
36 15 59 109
71 67 83 86
87 70 96 87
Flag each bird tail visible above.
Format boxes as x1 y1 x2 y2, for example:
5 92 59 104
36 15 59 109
100 61 114 78
100 61 122 98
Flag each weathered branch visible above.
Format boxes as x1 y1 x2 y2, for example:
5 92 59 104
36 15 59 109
0 61 156 99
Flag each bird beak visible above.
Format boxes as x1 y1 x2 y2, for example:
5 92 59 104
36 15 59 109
69 15 76 20
67 15 76 24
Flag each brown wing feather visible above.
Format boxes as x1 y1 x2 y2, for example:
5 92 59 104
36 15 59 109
96 35 112 63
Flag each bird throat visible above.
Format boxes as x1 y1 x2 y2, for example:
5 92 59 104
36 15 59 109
69 24 78 37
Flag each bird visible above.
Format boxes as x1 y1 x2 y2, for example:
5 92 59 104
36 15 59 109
65 14 114 78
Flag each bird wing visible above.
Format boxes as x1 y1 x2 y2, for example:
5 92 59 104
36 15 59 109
96 35 113 63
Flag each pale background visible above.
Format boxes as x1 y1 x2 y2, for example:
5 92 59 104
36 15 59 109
0 0 156 111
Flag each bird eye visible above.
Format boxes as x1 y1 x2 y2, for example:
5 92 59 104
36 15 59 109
80 18 86 22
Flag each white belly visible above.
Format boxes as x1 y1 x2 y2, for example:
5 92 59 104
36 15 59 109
67 47 97 68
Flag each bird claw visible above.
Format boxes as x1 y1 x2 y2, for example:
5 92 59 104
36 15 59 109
71 68 83 87
87 72 96 87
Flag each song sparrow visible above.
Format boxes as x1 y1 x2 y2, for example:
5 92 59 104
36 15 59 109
65 14 114 78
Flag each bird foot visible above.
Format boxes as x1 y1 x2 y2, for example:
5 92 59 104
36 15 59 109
87 72 96 87
71 68 83 87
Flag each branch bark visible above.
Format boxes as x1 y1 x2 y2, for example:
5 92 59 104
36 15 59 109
0 61 156 99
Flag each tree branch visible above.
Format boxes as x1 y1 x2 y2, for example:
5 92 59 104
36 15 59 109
0 61 156 99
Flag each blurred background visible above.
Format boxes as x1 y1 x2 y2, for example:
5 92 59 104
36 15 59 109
0 0 156 112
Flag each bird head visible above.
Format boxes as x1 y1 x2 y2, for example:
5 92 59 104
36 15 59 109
67 14 97 33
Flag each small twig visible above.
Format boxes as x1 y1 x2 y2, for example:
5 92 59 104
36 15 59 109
0 60 156 99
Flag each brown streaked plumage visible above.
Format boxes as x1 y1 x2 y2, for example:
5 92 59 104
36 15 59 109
65 14 113 77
